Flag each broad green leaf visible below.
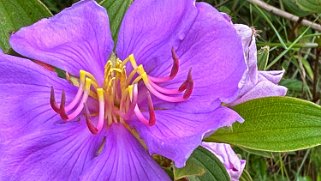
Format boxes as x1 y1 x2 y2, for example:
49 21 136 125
175 147 230 181
100 0 131 42
257 46 269 70
205 97 321 152
296 0 321 13
239 147 274 158
0 0 52 52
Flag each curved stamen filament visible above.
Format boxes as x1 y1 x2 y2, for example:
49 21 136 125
65 83 84 112
148 47 180 83
84 88 105 134
134 91 156 126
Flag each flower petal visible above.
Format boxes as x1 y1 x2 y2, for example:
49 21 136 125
169 3 245 103
229 77 287 105
0 53 77 140
10 0 113 83
202 142 246 181
131 106 242 168
81 123 170 181
0 121 102 180
116 0 198 72
121 2 245 105
229 24 287 105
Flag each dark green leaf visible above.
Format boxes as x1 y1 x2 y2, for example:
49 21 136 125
205 97 321 152
0 0 52 52
175 147 230 181
100 0 131 43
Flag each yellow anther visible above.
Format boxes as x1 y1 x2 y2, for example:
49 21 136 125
97 88 104 101
110 68 123 73
141 72 149 84
137 65 146 75
127 85 133 101
80 70 99 88
85 78 92 91
122 54 138 69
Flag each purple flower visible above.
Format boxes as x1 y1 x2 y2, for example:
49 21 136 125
229 24 287 106
202 24 287 180
0 0 246 180
202 143 246 181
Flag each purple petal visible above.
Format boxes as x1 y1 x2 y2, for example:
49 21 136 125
229 24 287 105
259 70 285 84
168 3 245 103
0 52 77 140
0 121 102 180
230 77 287 105
131 106 243 168
234 24 258 96
116 0 198 71
118 1 245 111
202 142 246 181
10 0 113 83
81 123 170 181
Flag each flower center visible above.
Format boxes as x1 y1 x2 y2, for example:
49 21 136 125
50 48 194 134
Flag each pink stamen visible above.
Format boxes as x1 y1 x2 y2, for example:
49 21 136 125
84 103 98 134
59 90 69 120
66 91 89 121
134 92 156 126
149 80 181 95
148 48 180 83
180 69 194 99
84 98 105 135
49 87 68 120
145 82 186 102
50 87 60 113
65 84 84 112
122 84 138 120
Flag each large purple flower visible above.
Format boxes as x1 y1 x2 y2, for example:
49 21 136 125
0 0 246 180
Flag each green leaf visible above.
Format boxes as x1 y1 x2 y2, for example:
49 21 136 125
174 147 230 181
280 79 307 92
257 46 269 70
239 147 274 158
205 97 321 152
173 157 205 180
0 0 52 52
100 0 131 43
295 0 321 13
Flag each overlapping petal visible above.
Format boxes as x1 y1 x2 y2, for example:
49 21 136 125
10 0 113 84
116 0 198 72
118 1 245 105
0 121 102 180
131 105 242 168
81 123 170 181
229 24 287 105
0 53 77 140
202 142 246 181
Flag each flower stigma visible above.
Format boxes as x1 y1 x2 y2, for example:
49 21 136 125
50 48 194 134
